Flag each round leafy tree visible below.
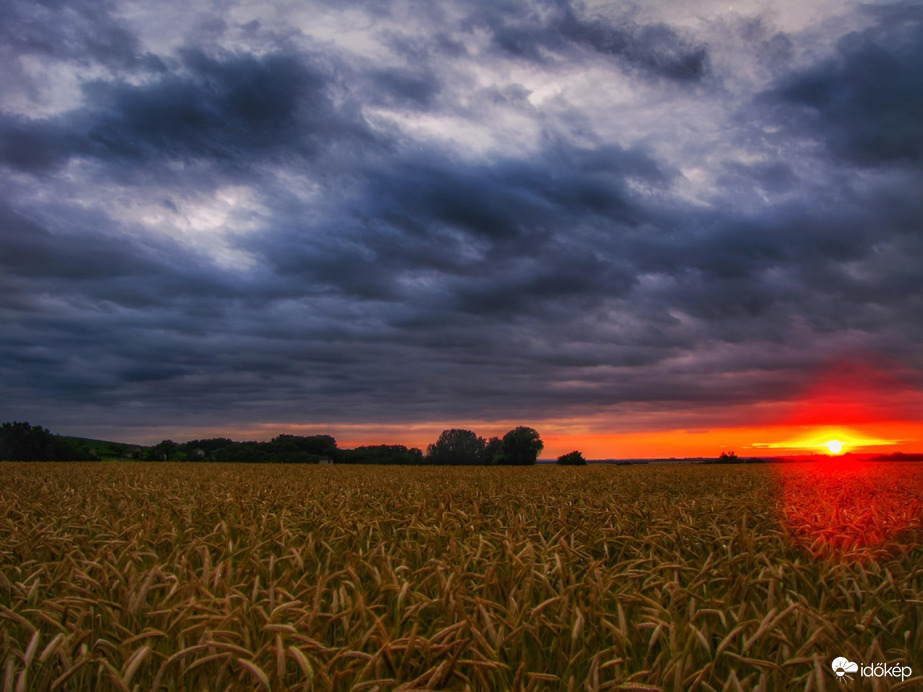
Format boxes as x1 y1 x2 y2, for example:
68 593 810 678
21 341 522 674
426 429 487 465
498 426 543 465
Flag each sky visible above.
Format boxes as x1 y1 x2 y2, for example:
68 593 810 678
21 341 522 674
1 0 922 457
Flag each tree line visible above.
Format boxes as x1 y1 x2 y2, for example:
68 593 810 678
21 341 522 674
0 422 94 461
0 421 586 465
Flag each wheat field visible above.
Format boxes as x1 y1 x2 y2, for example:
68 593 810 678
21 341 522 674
1 462 921 691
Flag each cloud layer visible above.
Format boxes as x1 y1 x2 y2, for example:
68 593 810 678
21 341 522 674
1 0 921 443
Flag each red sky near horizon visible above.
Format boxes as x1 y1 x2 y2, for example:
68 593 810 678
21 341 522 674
172 359 922 459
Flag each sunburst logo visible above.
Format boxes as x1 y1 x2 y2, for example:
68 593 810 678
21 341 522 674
832 657 858 682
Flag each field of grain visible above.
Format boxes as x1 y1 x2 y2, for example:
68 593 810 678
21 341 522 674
1 462 922 691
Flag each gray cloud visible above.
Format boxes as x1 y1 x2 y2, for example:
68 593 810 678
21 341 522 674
769 8 923 165
475 3 709 82
0 48 371 173
1 0 921 442
1 0 149 69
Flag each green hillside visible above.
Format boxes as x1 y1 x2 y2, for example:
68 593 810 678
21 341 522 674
59 436 144 460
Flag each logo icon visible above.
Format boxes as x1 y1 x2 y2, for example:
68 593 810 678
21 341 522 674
832 657 859 681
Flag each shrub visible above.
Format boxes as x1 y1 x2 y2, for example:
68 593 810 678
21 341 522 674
557 450 587 466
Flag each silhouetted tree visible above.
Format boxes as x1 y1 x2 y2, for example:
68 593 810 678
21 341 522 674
270 434 338 463
213 442 268 463
0 422 90 461
557 450 586 465
483 436 503 465
426 429 487 465
498 426 543 465
872 452 923 462
341 445 424 465
181 438 235 460
146 440 180 461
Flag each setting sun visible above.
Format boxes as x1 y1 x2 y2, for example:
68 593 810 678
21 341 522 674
824 439 845 455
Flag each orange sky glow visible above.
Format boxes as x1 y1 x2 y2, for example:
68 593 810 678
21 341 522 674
187 418 919 461
143 359 923 459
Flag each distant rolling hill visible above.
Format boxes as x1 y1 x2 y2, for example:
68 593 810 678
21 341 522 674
59 436 144 460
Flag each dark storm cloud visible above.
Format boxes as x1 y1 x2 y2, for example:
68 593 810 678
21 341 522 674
480 4 709 82
255 141 665 320
0 200 251 323
0 116 75 173
83 49 336 162
1 0 922 438
0 203 151 280
770 8 923 165
366 142 662 242
0 48 367 173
